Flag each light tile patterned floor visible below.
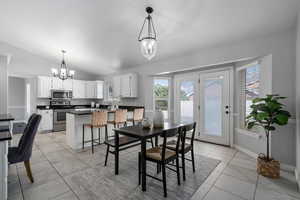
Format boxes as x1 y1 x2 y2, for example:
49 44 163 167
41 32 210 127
7 131 300 200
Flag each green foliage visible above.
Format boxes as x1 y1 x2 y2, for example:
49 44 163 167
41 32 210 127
154 84 168 98
246 94 291 160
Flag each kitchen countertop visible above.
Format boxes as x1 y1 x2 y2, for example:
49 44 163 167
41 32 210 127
67 109 137 115
0 131 12 141
0 113 15 122
37 104 144 110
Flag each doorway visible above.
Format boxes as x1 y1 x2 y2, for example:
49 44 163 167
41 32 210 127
174 68 232 146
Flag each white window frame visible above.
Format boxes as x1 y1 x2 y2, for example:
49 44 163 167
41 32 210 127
153 77 171 120
236 60 260 129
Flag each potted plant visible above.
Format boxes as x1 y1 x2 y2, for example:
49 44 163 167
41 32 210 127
246 94 291 178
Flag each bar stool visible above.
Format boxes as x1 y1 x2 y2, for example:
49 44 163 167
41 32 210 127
127 108 144 125
82 110 108 154
107 109 127 128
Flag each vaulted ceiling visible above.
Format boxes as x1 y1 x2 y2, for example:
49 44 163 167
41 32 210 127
0 0 299 75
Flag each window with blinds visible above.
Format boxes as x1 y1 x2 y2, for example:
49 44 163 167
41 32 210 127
238 62 260 128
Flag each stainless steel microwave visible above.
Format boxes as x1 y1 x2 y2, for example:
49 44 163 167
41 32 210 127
51 90 72 99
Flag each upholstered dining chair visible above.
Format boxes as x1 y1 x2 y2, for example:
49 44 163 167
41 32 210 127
8 114 41 183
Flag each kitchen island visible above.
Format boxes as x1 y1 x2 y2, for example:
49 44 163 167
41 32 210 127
66 107 143 150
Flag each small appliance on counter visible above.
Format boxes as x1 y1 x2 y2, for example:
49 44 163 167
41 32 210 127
91 101 95 108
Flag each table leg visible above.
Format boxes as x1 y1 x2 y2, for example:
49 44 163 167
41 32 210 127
114 131 119 175
141 138 147 191
155 136 161 174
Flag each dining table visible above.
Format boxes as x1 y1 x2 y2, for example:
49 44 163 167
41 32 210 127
113 122 184 191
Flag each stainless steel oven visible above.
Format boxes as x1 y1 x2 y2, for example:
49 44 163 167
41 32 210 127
53 109 69 132
51 89 72 99
51 99 72 132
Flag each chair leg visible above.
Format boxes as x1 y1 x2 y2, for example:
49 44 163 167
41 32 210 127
162 163 167 197
82 125 85 149
150 138 154 148
182 152 186 181
104 145 110 166
98 128 101 144
176 156 181 185
24 160 34 183
138 154 141 185
191 148 196 172
91 127 94 154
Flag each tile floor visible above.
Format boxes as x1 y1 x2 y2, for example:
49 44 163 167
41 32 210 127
7 131 300 200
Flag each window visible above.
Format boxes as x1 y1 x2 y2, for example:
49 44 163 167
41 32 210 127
238 62 260 128
153 78 170 120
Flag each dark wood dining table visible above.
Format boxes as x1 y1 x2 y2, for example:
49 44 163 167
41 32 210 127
113 122 184 191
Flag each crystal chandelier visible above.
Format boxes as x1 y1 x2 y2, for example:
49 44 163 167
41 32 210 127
138 7 157 60
51 50 75 80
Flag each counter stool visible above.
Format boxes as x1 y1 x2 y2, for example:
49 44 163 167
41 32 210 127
127 108 144 125
107 109 127 128
82 110 108 154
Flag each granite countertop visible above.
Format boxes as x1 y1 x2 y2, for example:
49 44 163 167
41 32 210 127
37 104 144 110
67 109 119 115
0 113 14 122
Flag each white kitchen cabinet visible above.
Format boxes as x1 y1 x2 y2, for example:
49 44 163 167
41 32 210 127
85 81 97 98
37 76 52 98
37 109 53 132
62 79 73 90
73 80 86 98
113 76 121 98
120 73 138 98
52 77 63 90
95 81 104 99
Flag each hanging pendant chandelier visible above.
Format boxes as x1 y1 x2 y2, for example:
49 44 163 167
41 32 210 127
138 7 157 60
51 50 75 81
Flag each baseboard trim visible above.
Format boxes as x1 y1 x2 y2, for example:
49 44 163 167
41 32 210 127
295 168 300 190
233 144 257 158
233 144 295 173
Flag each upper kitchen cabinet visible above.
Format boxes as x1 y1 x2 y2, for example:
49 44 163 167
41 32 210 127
62 79 73 90
85 81 97 99
95 81 104 99
52 78 73 90
120 73 138 98
52 77 63 90
37 76 52 98
113 76 121 98
73 80 86 98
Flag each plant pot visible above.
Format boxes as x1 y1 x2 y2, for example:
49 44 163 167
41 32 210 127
257 155 280 179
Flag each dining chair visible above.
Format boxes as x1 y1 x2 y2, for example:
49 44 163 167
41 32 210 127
82 110 108 154
138 127 181 197
166 122 197 181
127 108 144 125
8 114 41 183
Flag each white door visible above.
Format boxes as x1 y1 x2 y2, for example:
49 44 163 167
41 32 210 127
198 70 230 145
174 75 198 124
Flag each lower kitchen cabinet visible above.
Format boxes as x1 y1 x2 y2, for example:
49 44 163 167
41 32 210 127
37 109 53 132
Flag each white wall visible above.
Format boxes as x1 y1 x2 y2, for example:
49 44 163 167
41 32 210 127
8 76 26 121
116 27 297 166
0 56 8 114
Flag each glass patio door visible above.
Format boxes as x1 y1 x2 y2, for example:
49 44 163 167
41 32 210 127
198 70 230 145
174 75 198 125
